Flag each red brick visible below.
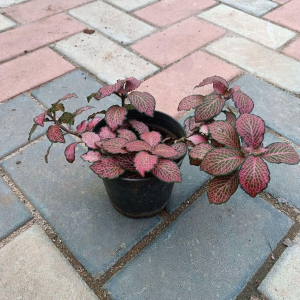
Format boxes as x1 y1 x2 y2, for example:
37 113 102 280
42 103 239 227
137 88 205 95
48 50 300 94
281 38 300 60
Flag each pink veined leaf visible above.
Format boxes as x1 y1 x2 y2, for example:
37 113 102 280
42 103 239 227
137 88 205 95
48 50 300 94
195 76 229 89
184 117 194 137
195 93 226 122
187 134 207 146
73 106 94 117
189 157 202 166
213 80 228 95
117 129 137 141
34 111 47 127
99 80 125 98
102 138 128 154
261 142 300 165
82 132 101 149
223 110 237 127
99 126 117 140
140 131 161 148
94 141 104 150
199 124 209 135
208 121 240 149
151 159 182 183
152 144 179 158
129 119 149 134
189 143 214 160
177 95 204 111
134 151 158 177
232 86 240 92
211 139 224 148
119 120 130 130
118 77 141 94
201 148 245 175
189 116 203 131
223 88 234 99
239 155 270 197
105 105 127 131
64 142 78 163
87 117 102 131
232 91 254 114
125 140 151 152
170 142 187 160
208 171 239 204
47 125 65 143
90 158 125 179
115 154 136 172
60 93 78 101
81 151 103 162
76 120 88 133
236 114 265 149
127 91 156 117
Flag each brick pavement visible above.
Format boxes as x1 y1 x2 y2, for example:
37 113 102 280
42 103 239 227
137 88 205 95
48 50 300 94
1 0 300 299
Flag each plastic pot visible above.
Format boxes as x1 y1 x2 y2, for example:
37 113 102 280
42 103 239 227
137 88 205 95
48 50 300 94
93 110 186 218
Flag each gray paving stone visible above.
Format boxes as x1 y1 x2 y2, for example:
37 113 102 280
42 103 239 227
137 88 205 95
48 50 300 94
32 70 120 127
70 1 155 45
229 74 300 145
0 177 31 240
0 94 45 158
258 244 300 300
53 32 159 85
0 225 98 299
219 0 277 16
0 14 15 32
105 189 293 300
0 0 27 7
1 138 161 277
105 0 157 12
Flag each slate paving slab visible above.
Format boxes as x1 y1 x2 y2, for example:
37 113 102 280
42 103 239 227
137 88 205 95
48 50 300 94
1 138 161 277
0 177 32 240
0 14 15 32
105 0 157 12
105 189 293 300
0 225 98 299
0 94 44 158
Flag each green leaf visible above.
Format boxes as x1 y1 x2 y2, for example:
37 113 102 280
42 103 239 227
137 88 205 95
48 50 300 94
28 123 38 142
59 112 74 125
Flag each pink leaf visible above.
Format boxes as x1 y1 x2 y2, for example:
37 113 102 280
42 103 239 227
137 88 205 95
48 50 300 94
87 117 102 131
151 159 182 183
115 154 136 172
46 125 65 143
239 156 270 197
81 151 103 162
129 119 149 134
189 143 214 160
152 144 179 158
119 77 141 94
201 148 245 175
60 93 78 101
73 106 94 117
232 91 254 114
34 111 47 127
199 124 209 135
208 121 240 149
127 91 155 117
170 142 187 160
208 171 239 204
99 80 124 98
105 105 127 131
261 142 299 165
64 142 78 163
184 117 194 137
187 134 207 146
189 116 203 131
117 129 137 141
195 93 226 122
90 158 125 179
125 140 151 152
99 126 117 140
236 114 265 149
82 132 100 149
141 131 161 148
195 76 228 89
177 95 204 111
134 151 158 177
223 88 234 99
102 138 128 154
76 120 88 133
213 81 228 95
223 111 236 127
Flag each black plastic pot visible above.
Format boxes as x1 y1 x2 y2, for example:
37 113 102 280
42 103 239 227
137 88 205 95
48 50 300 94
93 110 186 218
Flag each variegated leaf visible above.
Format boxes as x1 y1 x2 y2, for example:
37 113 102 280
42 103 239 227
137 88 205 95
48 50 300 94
87 117 102 132
151 159 182 183
34 111 47 127
99 126 117 140
223 110 236 127
195 76 228 89
82 132 101 149
60 93 78 101
64 142 78 163
213 80 227 95
177 95 204 111
189 143 214 160
105 105 127 131
73 106 94 117
232 91 254 114
102 138 128 154
90 158 125 179
118 77 141 94
129 119 149 134
170 142 187 160
99 80 124 98
127 91 155 117
47 125 65 143
117 129 137 141
141 131 161 148
187 134 207 146
76 120 88 133
81 151 103 162
125 140 151 152
115 154 136 172
152 144 178 158
189 116 203 131
134 151 158 177
184 117 194 137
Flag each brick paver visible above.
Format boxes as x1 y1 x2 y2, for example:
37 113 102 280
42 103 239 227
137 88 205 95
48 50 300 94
0 14 15 32
199 5 296 49
0 13 85 63
69 1 155 45
281 38 300 60
131 17 226 67
105 0 157 12
0 48 75 102
0 225 98 299
134 0 216 27
206 36 300 94
3 0 93 24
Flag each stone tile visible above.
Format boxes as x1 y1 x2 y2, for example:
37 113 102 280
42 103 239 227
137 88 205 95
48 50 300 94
53 32 159 85
282 38 300 60
0 177 31 240
105 189 293 300
134 0 216 27
0 95 45 158
0 48 75 102
0 0 27 8
0 14 15 32
219 0 277 17
3 0 93 24
138 50 241 118
1 139 161 277
0 225 98 299
229 74 300 145
206 36 300 94
70 1 155 45
273 0 289 4
264 0 300 32
258 244 300 300
131 17 226 67
0 13 86 63
199 5 296 49
105 0 157 12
